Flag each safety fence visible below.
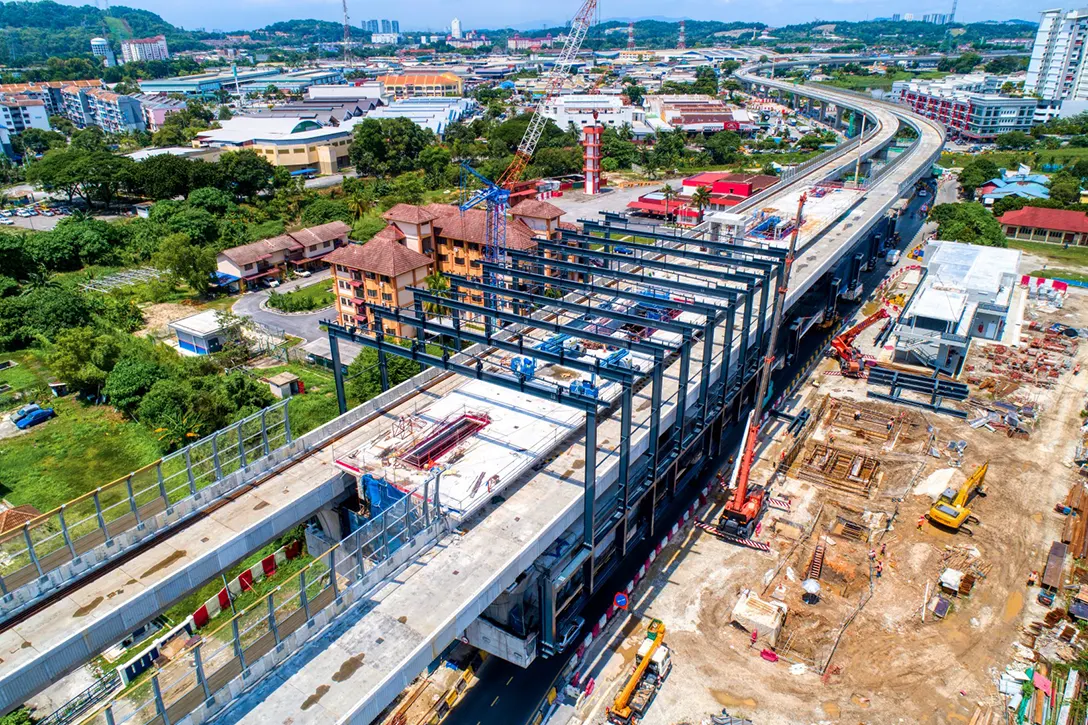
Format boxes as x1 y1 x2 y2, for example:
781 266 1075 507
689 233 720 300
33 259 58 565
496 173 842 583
79 493 446 725
0 400 291 620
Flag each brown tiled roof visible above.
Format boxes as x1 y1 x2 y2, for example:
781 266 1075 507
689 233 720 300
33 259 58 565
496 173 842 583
220 235 301 266
288 220 351 246
383 204 438 224
423 203 538 251
326 237 431 277
998 207 1088 234
510 198 566 220
0 505 40 535
557 221 582 232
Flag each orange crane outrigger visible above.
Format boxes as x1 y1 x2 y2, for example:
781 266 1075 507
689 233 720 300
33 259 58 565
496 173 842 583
830 308 890 377
717 194 807 540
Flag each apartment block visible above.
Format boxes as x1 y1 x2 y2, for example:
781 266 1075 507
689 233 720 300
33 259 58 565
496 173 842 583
1026 8 1088 120
324 200 573 335
891 75 1038 141
0 94 50 134
60 86 145 133
121 35 170 63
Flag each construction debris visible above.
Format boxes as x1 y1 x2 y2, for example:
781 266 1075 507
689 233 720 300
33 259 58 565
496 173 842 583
795 444 881 497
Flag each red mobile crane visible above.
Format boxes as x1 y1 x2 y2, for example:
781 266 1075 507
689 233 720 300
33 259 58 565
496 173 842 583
830 308 890 377
717 194 807 540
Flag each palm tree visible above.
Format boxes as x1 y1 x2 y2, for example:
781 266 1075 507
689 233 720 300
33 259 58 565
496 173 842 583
423 271 451 316
347 192 374 222
690 185 712 224
661 183 678 222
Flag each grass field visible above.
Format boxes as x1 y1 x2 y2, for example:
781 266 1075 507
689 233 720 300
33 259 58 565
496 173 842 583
817 70 947 92
1008 239 1088 268
0 394 161 512
267 283 334 313
1029 268 1088 283
256 362 347 437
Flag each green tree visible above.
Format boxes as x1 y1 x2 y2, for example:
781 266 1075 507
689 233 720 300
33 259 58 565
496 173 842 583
690 185 712 222
423 271 450 315
928 202 1007 247
48 326 121 396
153 233 216 293
661 183 679 220
995 130 1035 150
70 125 106 151
957 157 1000 199
217 149 275 200
166 208 219 245
133 154 194 200
1048 171 1082 206
349 117 436 178
417 144 452 188
301 197 352 226
703 130 742 163
346 346 421 402
186 186 233 215
347 191 375 222
622 83 645 106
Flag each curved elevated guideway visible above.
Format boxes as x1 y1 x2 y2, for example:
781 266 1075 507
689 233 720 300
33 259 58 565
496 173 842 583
2 61 944 725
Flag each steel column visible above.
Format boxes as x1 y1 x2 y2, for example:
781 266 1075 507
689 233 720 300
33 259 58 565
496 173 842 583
329 331 348 415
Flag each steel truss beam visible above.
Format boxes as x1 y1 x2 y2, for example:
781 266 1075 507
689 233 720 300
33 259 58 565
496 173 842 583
357 301 640 384
524 240 760 382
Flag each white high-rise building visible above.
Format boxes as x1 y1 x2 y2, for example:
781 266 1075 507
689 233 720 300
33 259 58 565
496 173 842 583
451 18 462 39
1025 8 1088 121
90 37 116 67
120 35 169 63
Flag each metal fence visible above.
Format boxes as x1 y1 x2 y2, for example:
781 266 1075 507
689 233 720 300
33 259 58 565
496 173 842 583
0 400 291 620
79 494 445 725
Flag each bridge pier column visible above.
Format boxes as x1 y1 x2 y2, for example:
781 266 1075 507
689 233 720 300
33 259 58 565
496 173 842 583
314 505 343 541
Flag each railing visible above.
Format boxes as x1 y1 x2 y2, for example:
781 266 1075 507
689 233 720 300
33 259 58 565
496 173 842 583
37 672 120 725
0 400 292 620
79 494 447 725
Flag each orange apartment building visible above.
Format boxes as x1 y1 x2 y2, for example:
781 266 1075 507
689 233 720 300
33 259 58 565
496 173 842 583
324 199 574 337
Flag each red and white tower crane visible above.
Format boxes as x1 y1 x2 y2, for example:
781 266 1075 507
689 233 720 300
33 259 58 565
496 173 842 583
627 22 635 50
678 20 686 50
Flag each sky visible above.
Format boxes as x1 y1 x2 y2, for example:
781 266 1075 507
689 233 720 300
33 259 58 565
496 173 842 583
63 0 1046 34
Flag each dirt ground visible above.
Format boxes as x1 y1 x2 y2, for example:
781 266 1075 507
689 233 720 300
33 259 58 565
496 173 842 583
576 290 1088 725
135 301 207 340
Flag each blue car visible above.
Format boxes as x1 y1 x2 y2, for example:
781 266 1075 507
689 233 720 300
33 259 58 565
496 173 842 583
15 407 54 430
9 403 40 425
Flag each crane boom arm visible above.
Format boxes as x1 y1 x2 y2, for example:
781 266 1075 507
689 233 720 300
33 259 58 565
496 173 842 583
496 0 598 189
612 619 665 718
730 194 806 511
953 462 988 508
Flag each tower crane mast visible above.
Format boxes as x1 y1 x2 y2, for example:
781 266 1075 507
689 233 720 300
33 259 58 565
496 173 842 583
460 0 598 285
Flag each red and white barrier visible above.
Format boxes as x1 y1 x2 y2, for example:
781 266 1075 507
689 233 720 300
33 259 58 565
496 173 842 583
192 539 302 628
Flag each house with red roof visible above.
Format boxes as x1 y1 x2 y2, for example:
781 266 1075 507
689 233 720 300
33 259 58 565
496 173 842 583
996 207 1088 246
326 200 572 336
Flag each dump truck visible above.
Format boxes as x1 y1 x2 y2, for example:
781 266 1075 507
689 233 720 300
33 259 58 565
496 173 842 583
609 619 672 724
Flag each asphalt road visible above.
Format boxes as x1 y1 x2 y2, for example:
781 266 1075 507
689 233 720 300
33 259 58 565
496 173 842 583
231 270 333 342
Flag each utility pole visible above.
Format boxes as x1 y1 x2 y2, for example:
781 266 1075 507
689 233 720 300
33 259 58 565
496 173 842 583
853 114 867 186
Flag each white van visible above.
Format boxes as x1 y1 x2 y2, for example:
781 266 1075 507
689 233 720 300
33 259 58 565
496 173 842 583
885 249 902 265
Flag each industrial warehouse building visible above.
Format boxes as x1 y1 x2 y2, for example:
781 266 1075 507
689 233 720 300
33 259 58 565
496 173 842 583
893 241 1023 373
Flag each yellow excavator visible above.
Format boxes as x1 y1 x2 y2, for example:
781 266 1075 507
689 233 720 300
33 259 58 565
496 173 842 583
927 462 989 531
609 619 671 724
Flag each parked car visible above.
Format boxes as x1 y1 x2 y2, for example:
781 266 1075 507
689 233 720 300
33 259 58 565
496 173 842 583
297 270 312 278
267 279 280 288
15 407 55 430
10 403 41 424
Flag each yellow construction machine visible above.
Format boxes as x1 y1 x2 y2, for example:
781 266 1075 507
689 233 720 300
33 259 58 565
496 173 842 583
609 619 671 724
927 462 988 531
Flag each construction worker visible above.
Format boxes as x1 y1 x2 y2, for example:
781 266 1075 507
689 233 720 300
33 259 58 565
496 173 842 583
828 433 836 446
876 561 883 578
917 514 926 530
887 419 894 433
880 542 887 556
854 409 862 422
